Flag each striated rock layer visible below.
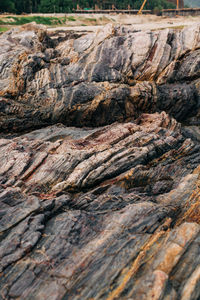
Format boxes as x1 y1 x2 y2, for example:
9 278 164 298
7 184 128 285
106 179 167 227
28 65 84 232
0 23 200 300
0 23 200 132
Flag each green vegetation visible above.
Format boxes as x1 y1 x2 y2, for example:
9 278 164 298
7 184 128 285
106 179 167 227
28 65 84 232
0 15 82 27
0 0 176 14
67 16 76 21
2 16 62 25
0 15 80 26
0 27 9 32
133 0 175 10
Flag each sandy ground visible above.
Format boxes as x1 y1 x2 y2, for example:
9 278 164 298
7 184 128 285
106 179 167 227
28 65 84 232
0 13 199 32
46 14 200 32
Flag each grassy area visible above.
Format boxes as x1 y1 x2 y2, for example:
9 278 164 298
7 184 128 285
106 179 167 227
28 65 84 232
0 15 80 27
0 14 114 28
67 16 76 21
0 16 64 26
0 27 9 32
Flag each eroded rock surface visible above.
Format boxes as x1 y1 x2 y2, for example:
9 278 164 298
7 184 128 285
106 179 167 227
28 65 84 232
0 23 200 300
0 23 200 132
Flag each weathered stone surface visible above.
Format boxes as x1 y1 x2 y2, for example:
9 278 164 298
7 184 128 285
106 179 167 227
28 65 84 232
0 23 200 132
0 112 199 195
0 23 200 300
0 111 200 299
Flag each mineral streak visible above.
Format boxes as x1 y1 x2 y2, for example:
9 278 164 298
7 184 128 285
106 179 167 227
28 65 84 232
0 23 200 300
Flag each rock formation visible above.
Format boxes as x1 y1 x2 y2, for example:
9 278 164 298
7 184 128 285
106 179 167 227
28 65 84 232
0 23 200 132
0 23 200 299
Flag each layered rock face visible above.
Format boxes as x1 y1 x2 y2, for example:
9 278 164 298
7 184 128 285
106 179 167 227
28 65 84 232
0 23 200 132
0 23 200 300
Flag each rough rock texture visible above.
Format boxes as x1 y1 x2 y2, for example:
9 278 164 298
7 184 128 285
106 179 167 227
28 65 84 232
0 23 200 300
0 23 200 132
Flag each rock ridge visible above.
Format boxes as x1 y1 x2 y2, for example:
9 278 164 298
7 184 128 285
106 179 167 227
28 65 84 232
0 23 200 300
0 23 200 132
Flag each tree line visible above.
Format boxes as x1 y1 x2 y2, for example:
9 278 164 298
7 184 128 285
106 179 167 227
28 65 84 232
0 0 176 14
